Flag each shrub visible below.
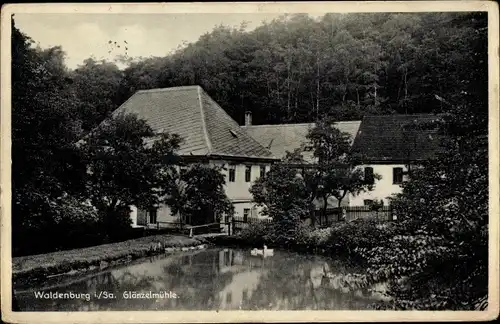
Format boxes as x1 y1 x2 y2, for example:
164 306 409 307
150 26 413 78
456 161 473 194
327 219 394 255
238 222 272 246
309 227 333 246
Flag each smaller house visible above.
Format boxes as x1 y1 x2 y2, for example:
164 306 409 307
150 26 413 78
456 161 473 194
349 114 443 206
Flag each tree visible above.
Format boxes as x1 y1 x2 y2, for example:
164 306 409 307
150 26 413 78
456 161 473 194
307 118 380 225
359 12 488 310
165 163 234 226
11 16 90 254
71 58 124 131
78 113 181 238
282 149 322 227
250 162 311 242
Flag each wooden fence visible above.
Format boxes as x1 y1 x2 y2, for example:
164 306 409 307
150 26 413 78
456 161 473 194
144 206 394 236
315 206 394 226
229 216 272 234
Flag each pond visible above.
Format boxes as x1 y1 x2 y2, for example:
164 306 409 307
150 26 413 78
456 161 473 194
13 248 390 311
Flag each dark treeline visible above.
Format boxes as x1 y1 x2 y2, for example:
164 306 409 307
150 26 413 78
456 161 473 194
48 12 487 130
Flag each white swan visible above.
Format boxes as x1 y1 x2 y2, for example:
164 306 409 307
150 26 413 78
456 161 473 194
251 245 274 257
263 245 274 256
250 248 262 256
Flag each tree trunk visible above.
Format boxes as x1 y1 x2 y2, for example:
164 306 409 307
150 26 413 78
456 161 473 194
404 68 408 113
316 54 320 118
337 191 348 221
310 208 317 228
287 62 291 120
322 195 329 227
337 199 343 222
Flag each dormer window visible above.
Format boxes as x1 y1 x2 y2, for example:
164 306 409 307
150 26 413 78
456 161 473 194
304 145 314 152
229 130 238 138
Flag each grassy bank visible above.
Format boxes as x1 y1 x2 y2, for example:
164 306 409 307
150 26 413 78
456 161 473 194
12 234 207 285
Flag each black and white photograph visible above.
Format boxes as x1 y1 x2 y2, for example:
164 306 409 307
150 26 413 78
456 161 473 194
1 1 499 323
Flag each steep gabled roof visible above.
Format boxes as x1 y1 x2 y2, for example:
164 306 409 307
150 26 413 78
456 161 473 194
242 121 361 163
112 86 276 160
351 114 444 163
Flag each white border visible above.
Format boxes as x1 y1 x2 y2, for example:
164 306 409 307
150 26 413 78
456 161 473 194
1 2 499 323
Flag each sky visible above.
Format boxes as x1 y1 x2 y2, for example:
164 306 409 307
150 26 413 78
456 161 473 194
14 13 300 70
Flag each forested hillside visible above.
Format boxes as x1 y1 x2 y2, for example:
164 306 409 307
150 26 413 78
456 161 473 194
26 12 486 130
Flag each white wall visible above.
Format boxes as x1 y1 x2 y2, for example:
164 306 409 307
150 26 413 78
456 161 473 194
349 164 407 206
129 160 272 227
211 160 271 218
210 160 271 201
232 202 267 219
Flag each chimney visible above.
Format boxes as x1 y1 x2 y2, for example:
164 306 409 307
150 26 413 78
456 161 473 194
245 111 252 126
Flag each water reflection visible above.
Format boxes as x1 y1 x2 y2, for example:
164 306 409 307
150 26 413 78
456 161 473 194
13 248 388 311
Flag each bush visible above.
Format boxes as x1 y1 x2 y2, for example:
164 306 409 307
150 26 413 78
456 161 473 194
237 222 272 246
236 218 396 260
323 220 396 261
13 196 102 256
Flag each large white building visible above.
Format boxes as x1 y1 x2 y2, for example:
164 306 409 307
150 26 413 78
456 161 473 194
111 86 278 228
108 85 442 227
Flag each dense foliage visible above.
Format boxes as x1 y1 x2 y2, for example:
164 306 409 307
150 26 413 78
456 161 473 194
11 16 90 255
250 162 311 243
12 12 487 134
238 219 395 259
107 12 484 127
77 114 181 239
357 12 489 310
306 118 380 221
165 164 234 226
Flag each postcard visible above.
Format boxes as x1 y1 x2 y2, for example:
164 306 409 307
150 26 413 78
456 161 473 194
1 1 499 323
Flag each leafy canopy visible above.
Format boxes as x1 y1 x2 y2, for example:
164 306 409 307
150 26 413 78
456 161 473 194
165 163 234 226
78 113 181 231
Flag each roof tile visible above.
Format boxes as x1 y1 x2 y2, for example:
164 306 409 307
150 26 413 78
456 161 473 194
350 114 444 162
242 121 361 163
112 86 275 160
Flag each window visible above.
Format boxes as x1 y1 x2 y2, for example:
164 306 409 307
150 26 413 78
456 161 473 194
364 199 374 206
260 165 266 179
304 145 314 152
364 167 374 184
148 208 157 224
226 292 232 303
393 167 404 184
228 165 236 182
245 165 252 182
243 208 250 222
